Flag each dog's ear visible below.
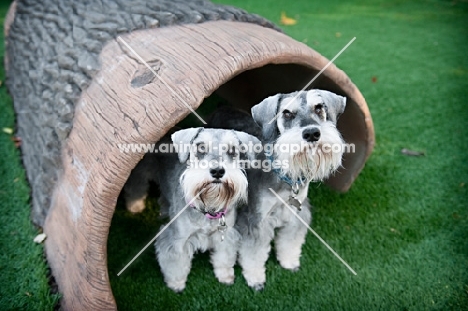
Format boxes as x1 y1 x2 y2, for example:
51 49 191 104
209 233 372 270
338 96 347 116
233 130 262 161
251 94 281 142
332 95 346 122
171 128 203 163
318 90 347 123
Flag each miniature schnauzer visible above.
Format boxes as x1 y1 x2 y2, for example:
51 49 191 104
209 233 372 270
208 89 346 290
123 128 260 292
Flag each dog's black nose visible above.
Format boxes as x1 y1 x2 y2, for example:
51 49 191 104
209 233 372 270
210 167 225 179
302 128 321 142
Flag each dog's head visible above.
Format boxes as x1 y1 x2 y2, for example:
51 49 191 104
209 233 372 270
172 128 260 215
251 89 347 182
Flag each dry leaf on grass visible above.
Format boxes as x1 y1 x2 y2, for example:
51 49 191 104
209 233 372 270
280 11 297 26
33 233 47 243
401 148 425 156
2 127 13 134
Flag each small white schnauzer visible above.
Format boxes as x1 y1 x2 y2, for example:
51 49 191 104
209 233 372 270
124 128 260 292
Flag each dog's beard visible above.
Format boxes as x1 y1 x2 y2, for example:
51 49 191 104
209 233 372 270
275 122 344 182
180 167 248 214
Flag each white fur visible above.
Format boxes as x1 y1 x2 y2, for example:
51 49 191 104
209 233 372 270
180 164 248 214
275 121 344 182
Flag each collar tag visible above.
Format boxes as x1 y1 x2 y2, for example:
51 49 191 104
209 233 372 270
288 195 302 210
218 215 227 242
289 182 302 210
292 182 300 195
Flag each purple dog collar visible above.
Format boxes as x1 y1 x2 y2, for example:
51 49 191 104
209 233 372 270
190 204 228 220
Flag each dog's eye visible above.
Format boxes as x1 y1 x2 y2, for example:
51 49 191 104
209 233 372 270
314 104 323 114
282 110 294 120
196 143 207 156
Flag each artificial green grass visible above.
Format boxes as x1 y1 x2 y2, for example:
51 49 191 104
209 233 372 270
1 0 468 310
0 2 60 309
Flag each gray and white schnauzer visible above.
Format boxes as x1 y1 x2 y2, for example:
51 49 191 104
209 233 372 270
209 89 346 290
124 128 260 292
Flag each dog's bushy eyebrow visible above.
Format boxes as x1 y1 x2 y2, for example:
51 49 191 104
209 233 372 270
280 94 302 112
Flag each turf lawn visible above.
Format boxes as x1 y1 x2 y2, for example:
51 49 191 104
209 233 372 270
1 0 467 310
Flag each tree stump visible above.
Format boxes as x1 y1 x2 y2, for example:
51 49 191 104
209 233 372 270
4 0 374 309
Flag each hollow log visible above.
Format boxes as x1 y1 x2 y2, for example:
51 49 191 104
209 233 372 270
4 0 374 309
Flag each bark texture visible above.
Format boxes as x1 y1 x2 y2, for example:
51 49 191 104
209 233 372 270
6 0 277 226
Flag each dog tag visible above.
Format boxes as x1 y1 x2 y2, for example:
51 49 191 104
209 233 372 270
218 216 227 242
289 195 302 210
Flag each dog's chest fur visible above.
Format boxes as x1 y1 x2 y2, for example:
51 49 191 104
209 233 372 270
257 184 308 227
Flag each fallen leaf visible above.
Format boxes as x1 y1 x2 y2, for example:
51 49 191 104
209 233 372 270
33 233 47 244
335 32 342 38
401 148 425 156
280 12 297 26
371 76 378 83
2 127 13 134
25 292 32 297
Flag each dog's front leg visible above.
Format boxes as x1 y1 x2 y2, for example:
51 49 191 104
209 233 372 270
238 222 275 291
275 205 311 271
155 226 193 292
210 228 240 285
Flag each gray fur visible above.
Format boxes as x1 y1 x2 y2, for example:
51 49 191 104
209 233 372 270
250 93 282 142
123 128 260 292
209 89 346 290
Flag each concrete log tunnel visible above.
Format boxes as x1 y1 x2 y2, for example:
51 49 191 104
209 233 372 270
4 0 374 309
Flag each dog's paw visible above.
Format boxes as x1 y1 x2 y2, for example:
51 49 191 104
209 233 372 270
251 282 265 291
243 269 266 291
166 280 186 293
126 199 146 213
214 267 235 285
277 252 301 271
278 258 300 272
